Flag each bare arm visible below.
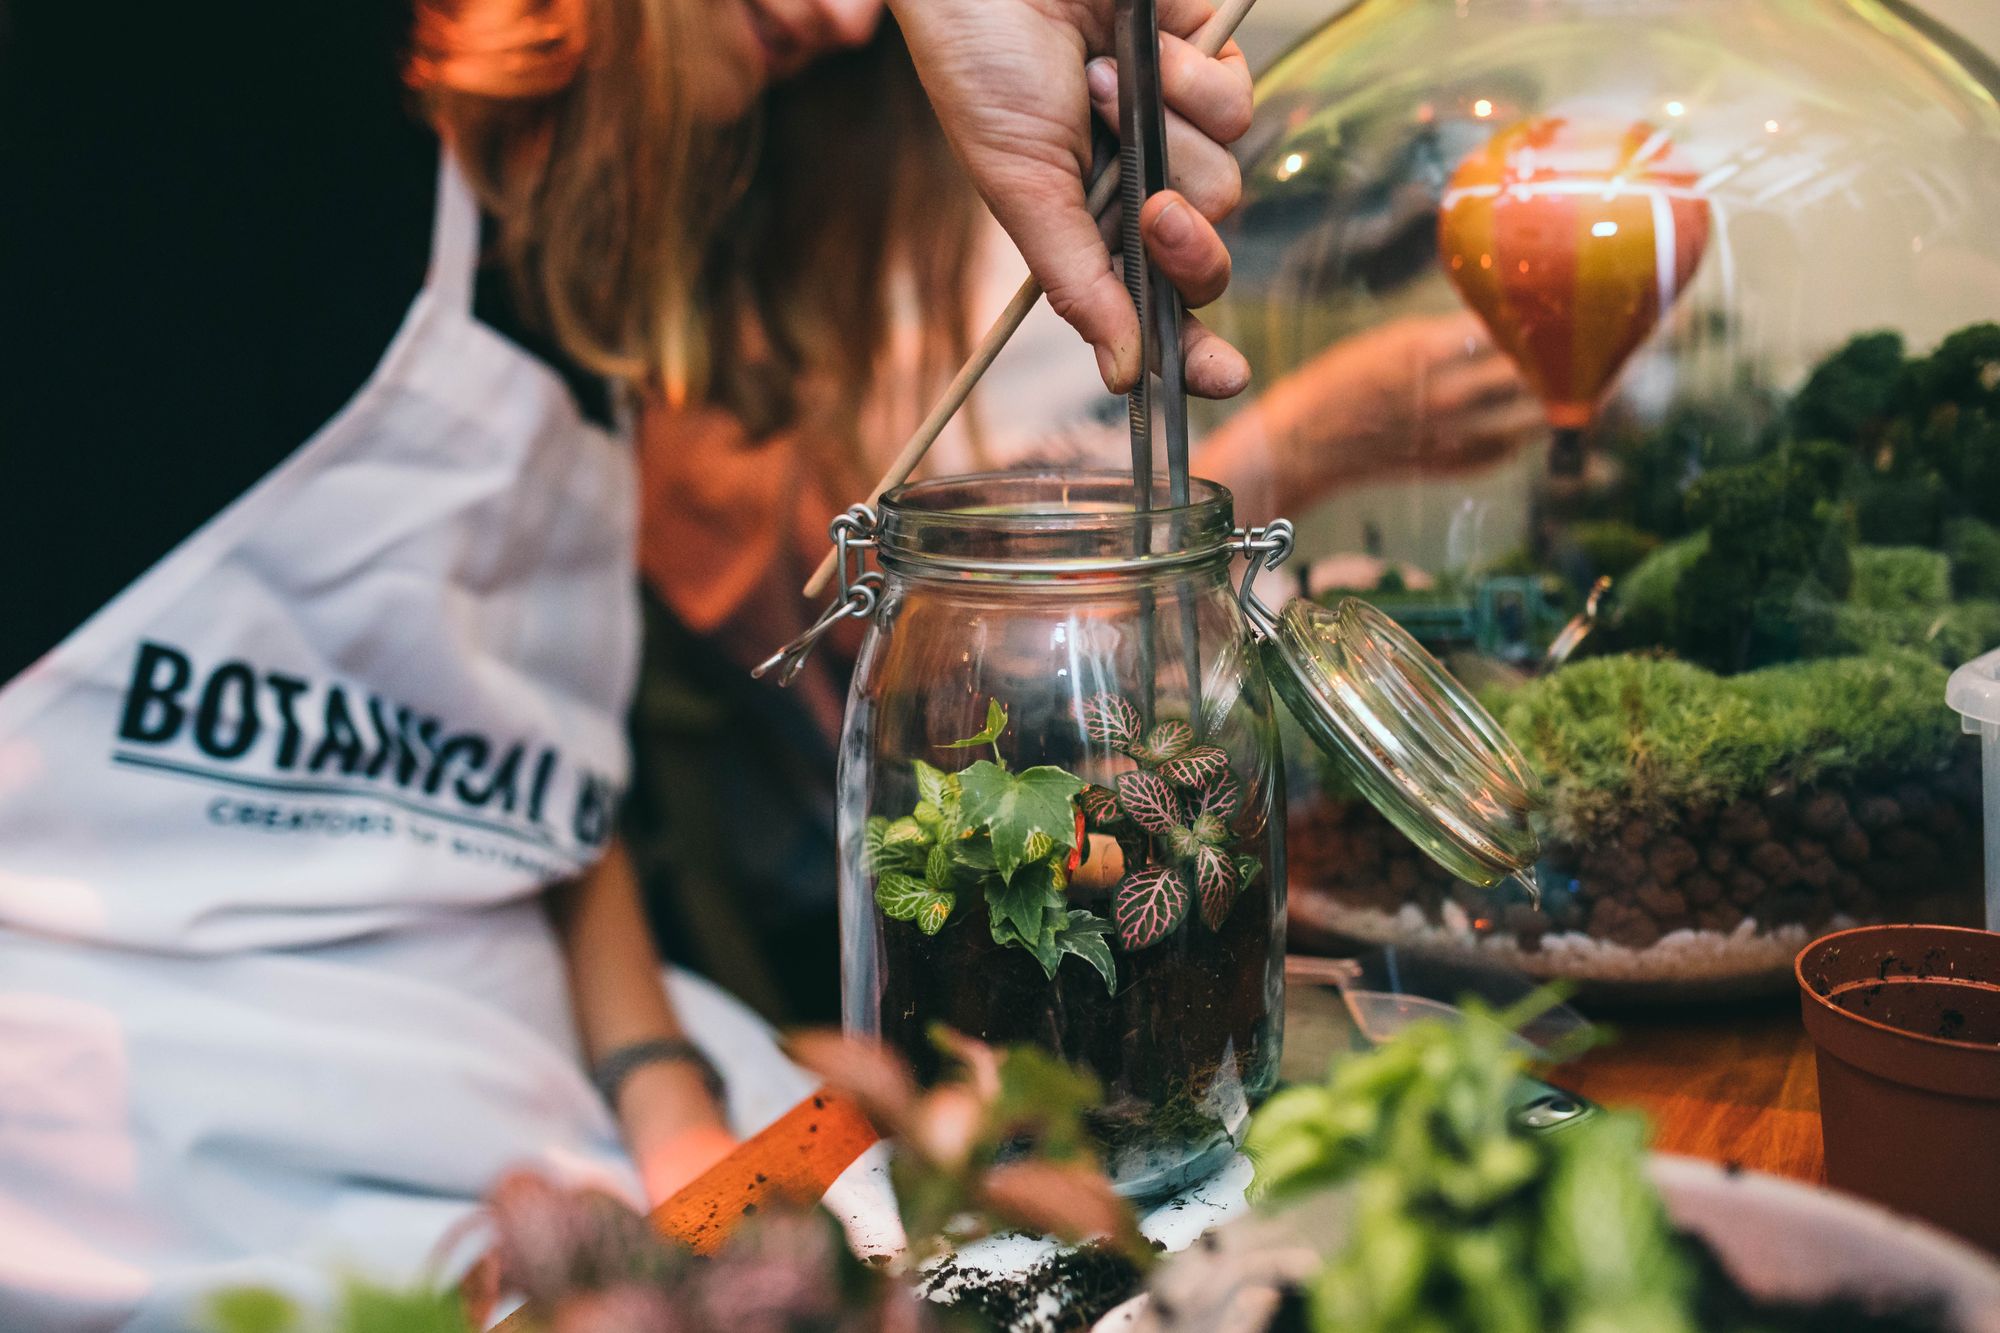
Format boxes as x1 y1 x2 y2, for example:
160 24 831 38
548 840 735 1203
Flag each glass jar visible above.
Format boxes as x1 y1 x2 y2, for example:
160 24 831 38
1212 0 2000 1001
801 471 1539 1199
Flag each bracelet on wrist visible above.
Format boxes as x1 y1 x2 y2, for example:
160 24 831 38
592 1037 727 1111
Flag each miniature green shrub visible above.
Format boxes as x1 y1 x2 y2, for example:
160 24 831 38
1848 546 1951 610
1566 520 1660 579
1606 532 1706 650
1946 517 2000 599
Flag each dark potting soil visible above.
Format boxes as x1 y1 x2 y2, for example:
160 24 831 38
926 1245 1144 1333
871 868 1282 1197
1290 757 1984 956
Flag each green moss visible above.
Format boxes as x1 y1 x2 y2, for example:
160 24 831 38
1848 546 1951 610
1489 652 1958 843
1606 532 1707 650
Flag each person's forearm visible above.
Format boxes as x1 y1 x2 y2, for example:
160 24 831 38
549 841 732 1198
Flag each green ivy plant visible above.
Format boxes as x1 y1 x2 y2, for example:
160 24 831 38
866 693 1265 981
866 701 1115 992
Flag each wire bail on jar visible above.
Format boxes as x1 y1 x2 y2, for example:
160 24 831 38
757 504 1297 688
1233 519 1295 640
752 504 883 686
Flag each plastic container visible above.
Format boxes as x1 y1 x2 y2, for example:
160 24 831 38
1947 647 2000 930
1797 924 2000 1255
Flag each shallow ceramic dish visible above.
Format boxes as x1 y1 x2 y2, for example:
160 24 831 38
1095 1155 2000 1331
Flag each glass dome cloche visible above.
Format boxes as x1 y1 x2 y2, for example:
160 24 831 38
1210 0 2000 1000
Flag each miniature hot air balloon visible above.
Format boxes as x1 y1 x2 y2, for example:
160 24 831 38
1439 117 1711 474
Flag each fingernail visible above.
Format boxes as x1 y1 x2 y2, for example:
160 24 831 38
1153 199 1195 247
1095 342 1122 391
1086 58 1117 103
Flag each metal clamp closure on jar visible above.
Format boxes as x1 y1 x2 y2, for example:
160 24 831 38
756 503 1297 687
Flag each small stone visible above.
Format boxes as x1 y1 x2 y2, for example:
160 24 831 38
1793 839 1835 891
1855 796 1901 832
1800 792 1849 838
1718 801 1770 845
1880 827 1943 873
1618 819 1652 851
1634 880 1689 921
1683 872 1724 906
1589 897 1663 949
1747 841 1799 885
1704 843 1737 875
1832 825 1871 865
1695 901 1747 934
1646 835 1700 885
1728 869 1768 907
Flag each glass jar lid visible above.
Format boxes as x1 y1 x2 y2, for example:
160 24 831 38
1263 596 1543 890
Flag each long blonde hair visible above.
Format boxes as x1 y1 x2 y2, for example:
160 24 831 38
410 0 709 388
409 0 978 492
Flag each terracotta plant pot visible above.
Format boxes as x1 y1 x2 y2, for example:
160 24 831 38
1797 924 2000 1255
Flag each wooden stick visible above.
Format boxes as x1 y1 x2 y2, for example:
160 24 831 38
803 0 1260 597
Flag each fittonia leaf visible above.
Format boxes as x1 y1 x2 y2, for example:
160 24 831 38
1113 864 1191 951
960 761 1087 883
1115 770 1182 835
1134 719 1195 764
1081 692 1142 748
1187 769 1243 824
877 871 953 935
1079 784 1123 827
1193 845 1240 931
1159 744 1229 790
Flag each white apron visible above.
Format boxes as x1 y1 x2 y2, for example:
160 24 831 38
0 154 646 1331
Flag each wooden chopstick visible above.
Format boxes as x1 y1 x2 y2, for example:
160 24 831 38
802 0 1261 598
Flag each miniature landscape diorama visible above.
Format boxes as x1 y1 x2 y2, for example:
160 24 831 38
857 690 1282 1201
1291 322 1999 994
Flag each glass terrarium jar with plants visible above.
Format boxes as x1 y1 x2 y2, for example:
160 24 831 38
811 472 1537 1199
1212 0 2000 999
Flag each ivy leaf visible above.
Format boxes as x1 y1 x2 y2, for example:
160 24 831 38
989 862 1068 978
960 761 1087 882
1055 910 1119 995
944 698 1009 750
1159 745 1229 790
1080 692 1142 748
1115 770 1182 835
1135 719 1195 764
1187 769 1243 824
1113 865 1191 951
950 835 996 871
1194 844 1240 931
1234 854 1264 891
1080 784 1124 827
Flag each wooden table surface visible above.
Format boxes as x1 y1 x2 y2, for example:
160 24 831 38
1555 1000 1825 1183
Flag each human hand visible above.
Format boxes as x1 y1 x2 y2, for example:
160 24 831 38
617 1061 737 1204
891 0 1253 396
1234 312 1547 507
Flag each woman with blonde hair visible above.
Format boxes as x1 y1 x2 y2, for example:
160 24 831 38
0 0 1251 1325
